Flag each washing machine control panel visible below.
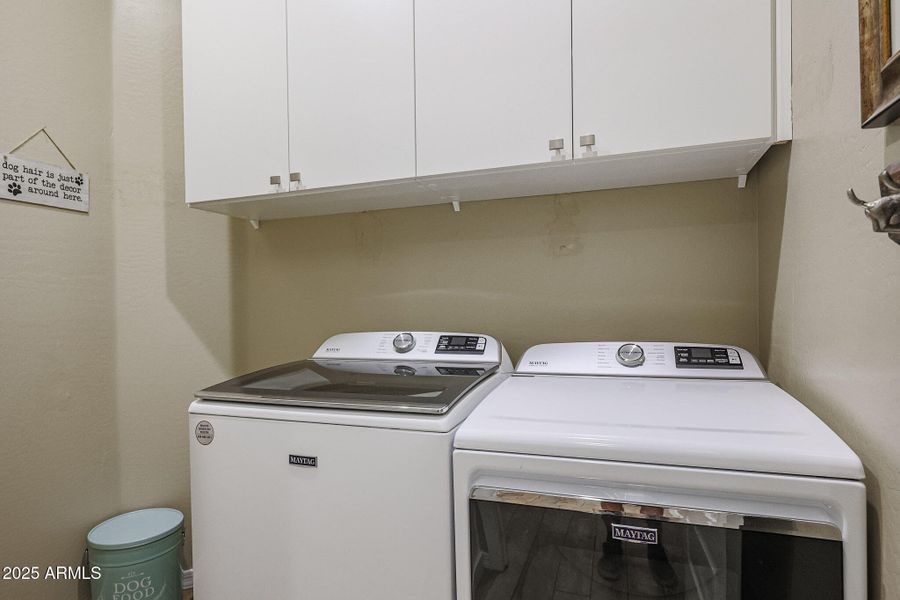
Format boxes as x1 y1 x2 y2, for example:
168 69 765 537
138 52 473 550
516 342 765 379
674 346 743 369
312 331 505 364
436 335 486 354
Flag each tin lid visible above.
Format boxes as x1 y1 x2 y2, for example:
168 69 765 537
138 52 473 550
87 508 184 551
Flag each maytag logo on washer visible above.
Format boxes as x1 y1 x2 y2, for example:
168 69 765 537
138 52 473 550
528 360 549 366
195 421 214 445
611 523 658 545
289 455 318 467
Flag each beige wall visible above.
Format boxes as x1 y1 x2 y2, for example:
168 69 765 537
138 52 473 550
757 1 900 597
110 0 234 569
0 2 118 599
234 181 759 371
6 0 899 598
1 1 234 598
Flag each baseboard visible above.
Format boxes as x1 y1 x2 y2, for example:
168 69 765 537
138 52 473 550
181 567 193 590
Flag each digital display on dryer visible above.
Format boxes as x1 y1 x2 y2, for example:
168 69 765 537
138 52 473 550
675 346 743 369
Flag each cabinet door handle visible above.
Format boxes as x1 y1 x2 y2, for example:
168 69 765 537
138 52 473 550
289 172 302 191
549 138 566 161
289 172 301 183
270 175 281 186
579 134 599 158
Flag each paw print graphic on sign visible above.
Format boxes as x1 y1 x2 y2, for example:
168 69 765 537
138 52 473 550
75 175 83 187
7 182 21 197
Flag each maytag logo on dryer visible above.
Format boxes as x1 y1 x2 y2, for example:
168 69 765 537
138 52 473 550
528 360 549 367
289 455 318 467
611 524 658 545
324 347 340 353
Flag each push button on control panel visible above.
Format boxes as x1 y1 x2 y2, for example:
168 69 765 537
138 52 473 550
675 346 743 369
436 335 486 354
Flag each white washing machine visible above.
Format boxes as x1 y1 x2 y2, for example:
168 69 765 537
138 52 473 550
453 342 866 600
189 331 511 600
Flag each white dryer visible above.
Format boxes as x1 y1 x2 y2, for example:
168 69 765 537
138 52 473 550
453 342 865 600
189 331 511 600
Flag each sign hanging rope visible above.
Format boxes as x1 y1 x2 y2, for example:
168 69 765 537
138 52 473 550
8 127 78 170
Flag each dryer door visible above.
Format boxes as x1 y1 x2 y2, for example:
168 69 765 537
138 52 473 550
468 487 843 599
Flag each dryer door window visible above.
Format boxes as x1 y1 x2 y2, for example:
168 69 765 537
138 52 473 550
468 489 843 599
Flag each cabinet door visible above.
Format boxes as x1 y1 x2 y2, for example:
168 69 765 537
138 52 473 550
573 0 773 158
182 0 289 202
287 0 416 189
415 0 572 177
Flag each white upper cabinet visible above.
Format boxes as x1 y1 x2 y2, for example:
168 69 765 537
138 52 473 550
182 0 290 202
286 0 416 189
572 0 773 159
183 0 790 219
414 0 573 177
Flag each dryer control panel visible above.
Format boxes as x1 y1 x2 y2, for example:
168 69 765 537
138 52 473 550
517 342 765 379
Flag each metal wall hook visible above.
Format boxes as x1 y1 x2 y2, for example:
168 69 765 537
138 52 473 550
848 163 900 245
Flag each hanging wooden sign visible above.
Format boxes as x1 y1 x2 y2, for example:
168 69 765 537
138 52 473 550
1 153 89 213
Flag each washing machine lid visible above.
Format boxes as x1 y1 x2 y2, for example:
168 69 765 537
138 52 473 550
197 358 499 415
455 374 864 480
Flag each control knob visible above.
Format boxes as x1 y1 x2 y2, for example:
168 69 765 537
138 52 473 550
616 343 645 367
392 332 416 353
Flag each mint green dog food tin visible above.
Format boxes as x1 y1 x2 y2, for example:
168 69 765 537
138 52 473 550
87 508 184 600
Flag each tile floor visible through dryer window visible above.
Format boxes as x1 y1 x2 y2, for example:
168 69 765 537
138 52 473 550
470 502 714 600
